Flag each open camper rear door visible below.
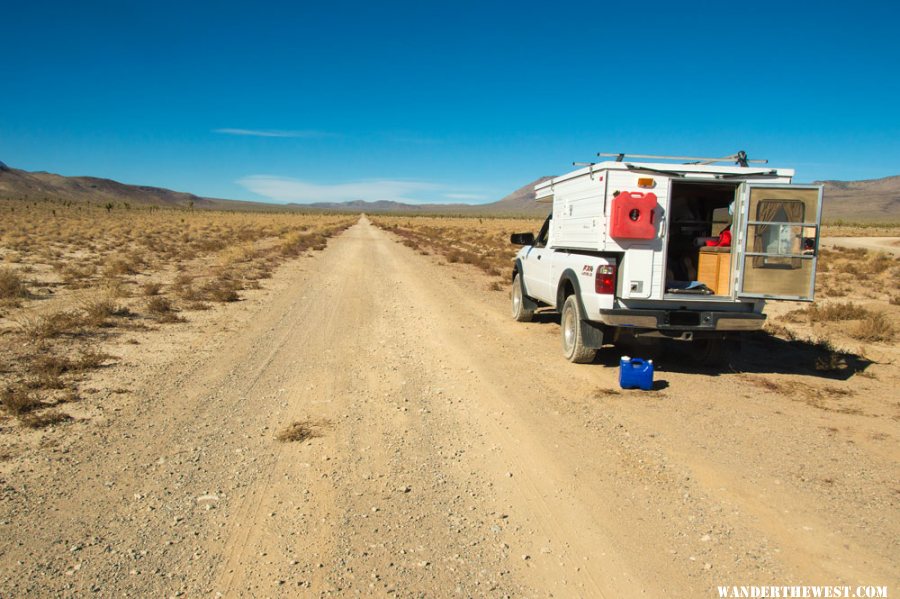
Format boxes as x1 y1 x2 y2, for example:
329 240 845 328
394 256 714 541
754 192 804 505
736 184 824 302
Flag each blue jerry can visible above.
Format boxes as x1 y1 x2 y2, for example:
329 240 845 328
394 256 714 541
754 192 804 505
619 356 654 390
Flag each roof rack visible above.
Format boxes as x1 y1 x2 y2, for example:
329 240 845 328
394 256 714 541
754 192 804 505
596 150 767 167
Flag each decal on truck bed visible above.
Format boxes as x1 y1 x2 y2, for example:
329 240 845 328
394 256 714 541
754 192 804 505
581 265 594 277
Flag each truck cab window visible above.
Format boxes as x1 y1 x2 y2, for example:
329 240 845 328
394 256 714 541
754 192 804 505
534 215 551 248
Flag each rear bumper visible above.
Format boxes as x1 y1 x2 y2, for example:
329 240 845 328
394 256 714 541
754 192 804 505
598 308 766 331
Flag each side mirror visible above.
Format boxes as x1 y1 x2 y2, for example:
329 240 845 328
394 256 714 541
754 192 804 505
510 232 535 246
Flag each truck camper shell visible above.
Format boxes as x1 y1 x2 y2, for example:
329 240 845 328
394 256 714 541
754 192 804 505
510 153 824 362
532 160 821 303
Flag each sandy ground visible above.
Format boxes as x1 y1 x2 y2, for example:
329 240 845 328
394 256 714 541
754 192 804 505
1 218 897 597
820 236 900 256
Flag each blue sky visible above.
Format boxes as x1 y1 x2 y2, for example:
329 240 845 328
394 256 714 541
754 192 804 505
1 1 898 204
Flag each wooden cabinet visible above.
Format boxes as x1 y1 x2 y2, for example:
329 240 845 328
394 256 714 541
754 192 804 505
697 248 732 295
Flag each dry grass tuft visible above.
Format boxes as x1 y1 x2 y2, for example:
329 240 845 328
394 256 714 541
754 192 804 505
20 409 72 429
863 252 895 275
58 264 97 287
815 349 850 372
74 347 113 370
1 385 43 416
0 267 28 299
740 375 862 414
25 355 73 389
23 347 111 390
141 281 162 296
201 275 241 302
145 296 185 322
275 419 327 443
18 310 85 340
793 302 871 323
742 375 784 393
146 295 174 314
852 311 895 342
81 297 132 327
739 375 858 414
103 256 139 277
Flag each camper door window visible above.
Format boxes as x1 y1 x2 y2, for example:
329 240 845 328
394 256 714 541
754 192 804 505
753 199 805 269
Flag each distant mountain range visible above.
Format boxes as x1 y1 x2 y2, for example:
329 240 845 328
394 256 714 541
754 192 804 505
0 161 897 221
812 175 900 222
0 162 273 211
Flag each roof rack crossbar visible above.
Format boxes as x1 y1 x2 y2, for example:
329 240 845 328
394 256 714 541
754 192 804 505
597 151 767 166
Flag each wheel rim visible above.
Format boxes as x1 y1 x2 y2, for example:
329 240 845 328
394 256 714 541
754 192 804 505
512 281 521 316
563 304 576 352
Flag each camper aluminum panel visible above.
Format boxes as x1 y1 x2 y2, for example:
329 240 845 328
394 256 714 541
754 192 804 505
604 169 671 300
602 169 671 251
619 246 656 299
549 171 608 250
535 184 554 202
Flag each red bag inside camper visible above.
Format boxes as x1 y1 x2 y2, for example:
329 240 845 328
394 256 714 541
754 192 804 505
610 191 657 239
705 227 732 247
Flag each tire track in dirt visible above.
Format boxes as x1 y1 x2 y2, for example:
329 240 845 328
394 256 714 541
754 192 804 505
214 240 357 596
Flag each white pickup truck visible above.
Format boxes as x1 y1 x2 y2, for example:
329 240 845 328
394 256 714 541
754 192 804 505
510 153 823 363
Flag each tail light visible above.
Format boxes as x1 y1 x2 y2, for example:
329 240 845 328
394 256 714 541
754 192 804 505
595 265 616 294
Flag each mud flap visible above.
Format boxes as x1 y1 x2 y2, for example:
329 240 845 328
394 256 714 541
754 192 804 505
579 320 605 349
522 294 538 311
517 275 539 311
515 260 541 311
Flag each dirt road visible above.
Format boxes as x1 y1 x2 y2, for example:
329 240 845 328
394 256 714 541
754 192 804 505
820 236 900 256
1 218 897 597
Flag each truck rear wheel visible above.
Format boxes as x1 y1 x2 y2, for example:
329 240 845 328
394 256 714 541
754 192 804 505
561 295 596 363
511 274 535 322
687 336 741 368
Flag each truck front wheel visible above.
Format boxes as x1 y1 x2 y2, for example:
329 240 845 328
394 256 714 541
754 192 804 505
511 274 535 322
561 295 597 363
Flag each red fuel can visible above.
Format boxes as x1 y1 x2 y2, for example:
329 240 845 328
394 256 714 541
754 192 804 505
610 191 657 239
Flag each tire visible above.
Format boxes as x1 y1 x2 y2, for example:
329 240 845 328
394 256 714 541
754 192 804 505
686 336 740 368
511 274 535 322
561 295 597 363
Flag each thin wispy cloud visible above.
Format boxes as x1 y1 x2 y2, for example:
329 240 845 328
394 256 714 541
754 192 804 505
238 175 443 204
214 128 337 139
